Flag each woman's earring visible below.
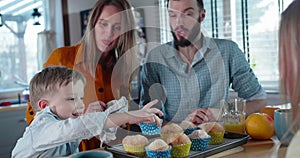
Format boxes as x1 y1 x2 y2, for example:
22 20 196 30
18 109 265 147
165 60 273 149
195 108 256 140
115 48 119 60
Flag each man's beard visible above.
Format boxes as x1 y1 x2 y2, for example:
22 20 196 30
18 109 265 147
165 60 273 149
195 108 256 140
172 18 201 47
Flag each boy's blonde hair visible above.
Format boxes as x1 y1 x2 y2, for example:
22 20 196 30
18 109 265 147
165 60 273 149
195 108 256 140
29 66 86 112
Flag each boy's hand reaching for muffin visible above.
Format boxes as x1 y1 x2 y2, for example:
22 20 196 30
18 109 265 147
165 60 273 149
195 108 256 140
126 99 163 126
85 101 107 114
104 99 163 129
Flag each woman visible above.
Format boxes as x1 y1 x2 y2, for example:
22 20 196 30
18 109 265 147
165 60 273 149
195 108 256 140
278 0 300 157
26 0 139 151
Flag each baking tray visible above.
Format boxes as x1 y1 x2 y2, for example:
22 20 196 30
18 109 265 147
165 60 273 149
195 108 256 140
106 132 250 158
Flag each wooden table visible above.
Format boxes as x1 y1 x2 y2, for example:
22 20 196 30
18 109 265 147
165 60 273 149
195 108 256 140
209 136 287 158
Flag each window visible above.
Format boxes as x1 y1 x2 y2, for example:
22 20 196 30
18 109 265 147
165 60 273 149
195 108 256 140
0 0 44 99
159 0 293 92
159 0 171 44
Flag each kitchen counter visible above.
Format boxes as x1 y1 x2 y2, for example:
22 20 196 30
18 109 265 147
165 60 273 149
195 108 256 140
218 137 287 158
0 103 27 112
0 104 27 157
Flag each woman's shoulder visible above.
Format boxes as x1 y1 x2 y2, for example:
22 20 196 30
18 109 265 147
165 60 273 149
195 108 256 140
52 44 81 55
44 44 82 68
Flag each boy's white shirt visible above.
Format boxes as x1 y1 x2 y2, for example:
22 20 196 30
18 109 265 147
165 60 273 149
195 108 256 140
12 97 128 158
99 97 128 147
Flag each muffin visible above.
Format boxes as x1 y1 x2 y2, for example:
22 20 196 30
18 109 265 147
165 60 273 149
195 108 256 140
148 139 169 151
167 133 191 157
139 115 162 135
146 139 171 158
188 129 210 138
188 129 211 151
160 123 184 141
122 134 149 156
180 120 196 129
180 120 199 135
200 122 225 145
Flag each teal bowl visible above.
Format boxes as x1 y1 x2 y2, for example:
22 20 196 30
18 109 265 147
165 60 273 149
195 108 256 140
69 151 113 158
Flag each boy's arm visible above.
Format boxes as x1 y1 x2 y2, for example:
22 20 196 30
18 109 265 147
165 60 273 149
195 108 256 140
30 110 109 150
85 101 107 113
104 99 162 129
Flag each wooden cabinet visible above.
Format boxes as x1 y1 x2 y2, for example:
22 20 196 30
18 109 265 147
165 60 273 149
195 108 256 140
0 107 27 158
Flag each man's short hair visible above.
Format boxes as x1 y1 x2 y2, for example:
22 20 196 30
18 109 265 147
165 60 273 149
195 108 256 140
167 0 204 10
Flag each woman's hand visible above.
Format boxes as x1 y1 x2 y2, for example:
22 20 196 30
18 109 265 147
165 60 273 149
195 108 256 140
85 101 107 114
126 99 163 126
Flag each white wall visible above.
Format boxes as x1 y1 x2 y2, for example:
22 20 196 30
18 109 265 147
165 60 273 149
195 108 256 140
131 0 161 51
67 0 97 45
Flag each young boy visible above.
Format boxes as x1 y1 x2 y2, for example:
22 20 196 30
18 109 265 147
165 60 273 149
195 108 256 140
12 66 162 158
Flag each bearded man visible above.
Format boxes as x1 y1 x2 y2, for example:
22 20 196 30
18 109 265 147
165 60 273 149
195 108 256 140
139 0 267 124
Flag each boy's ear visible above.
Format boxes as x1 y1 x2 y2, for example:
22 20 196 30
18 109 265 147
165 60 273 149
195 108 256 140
38 99 48 110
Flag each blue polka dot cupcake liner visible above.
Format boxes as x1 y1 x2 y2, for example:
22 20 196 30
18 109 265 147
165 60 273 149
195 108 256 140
145 146 172 158
139 122 161 135
184 127 201 135
190 137 211 151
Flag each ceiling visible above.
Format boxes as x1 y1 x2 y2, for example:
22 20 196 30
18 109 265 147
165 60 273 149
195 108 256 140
0 0 43 21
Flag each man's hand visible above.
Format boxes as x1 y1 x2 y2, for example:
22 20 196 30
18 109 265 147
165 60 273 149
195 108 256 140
185 108 217 125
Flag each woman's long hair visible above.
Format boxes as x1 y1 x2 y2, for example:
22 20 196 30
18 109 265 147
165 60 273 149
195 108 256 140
279 0 300 125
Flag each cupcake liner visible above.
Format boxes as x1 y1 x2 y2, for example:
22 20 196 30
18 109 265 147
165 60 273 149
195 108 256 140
139 122 161 135
123 144 147 157
160 134 181 145
184 127 200 135
171 142 191 158
208 131 224 145
190 137 210 151
146 146 172 158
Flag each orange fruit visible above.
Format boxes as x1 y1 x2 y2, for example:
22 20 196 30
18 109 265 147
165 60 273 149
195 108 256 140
260 106 280 119
245 113 274 140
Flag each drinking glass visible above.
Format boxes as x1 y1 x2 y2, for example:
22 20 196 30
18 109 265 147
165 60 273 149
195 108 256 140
221 98 246 134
